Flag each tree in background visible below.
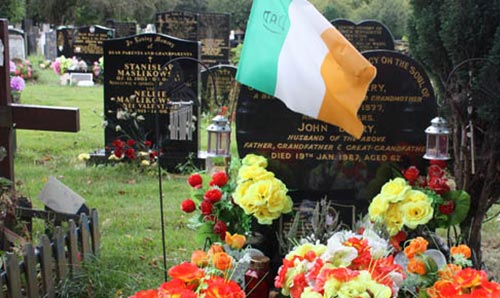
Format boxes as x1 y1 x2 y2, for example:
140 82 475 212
0 0 26 23
408 0 500 266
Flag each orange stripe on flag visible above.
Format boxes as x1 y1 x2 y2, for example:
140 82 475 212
318 27 376 139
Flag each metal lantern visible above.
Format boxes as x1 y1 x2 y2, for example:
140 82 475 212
423 117 450 160
207 114 231 157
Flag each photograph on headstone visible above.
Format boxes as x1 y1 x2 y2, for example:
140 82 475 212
331 19 395 52
103 33 200 171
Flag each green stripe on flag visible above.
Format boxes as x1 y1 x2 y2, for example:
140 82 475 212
236 0 292 95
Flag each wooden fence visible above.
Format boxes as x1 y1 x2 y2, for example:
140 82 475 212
0 209 100 298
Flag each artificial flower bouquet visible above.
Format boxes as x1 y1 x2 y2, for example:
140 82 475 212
107 138 158 167
274 224 405 298
397 237 500 297
368 160 470 239
51 55 88 75
129 232 252 298
181 154 294 244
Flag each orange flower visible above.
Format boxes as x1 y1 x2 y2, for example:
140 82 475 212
129 289 158 298
407 258 427 275
212 252 233 271
454 268 487 289
225 232 246 249
439 263 462 280
450 244 472 259
208 244 224 256
426 280 460 298
191 250 209 267
167 262 204 284
404 237 428 259
202 276 245 298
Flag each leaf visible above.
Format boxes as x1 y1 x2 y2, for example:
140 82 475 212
444 190 471 225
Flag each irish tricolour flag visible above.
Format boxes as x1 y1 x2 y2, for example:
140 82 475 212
236 0 377 139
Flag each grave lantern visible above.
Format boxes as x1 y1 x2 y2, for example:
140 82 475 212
423 117 450 160
207 114 231 157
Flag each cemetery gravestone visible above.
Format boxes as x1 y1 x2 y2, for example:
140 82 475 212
198 13 230 66
155 11 198 41
200 65 237 115
236 50 437 217
105 20 137 38
44 30 57 61
103 33 200 171
57 26 75 58
8 29 26 60
73 25 114 66
331 19 395 52
22 19 37 56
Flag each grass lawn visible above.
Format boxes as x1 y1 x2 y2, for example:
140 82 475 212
15 64 199 296
10 58 500 296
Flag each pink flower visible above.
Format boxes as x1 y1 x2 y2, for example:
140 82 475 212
10 76 25 91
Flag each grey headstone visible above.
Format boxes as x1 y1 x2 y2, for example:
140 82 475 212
38 176 86 214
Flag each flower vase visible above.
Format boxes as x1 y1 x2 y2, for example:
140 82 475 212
11 91 21 103
245 255 271 298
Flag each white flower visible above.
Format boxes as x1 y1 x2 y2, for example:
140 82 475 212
101 120 108 128
115 125 122 132
136 115 145 121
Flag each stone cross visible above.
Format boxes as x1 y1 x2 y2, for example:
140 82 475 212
0 19 80 184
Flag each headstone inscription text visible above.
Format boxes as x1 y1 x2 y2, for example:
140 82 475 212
236 50 437 210
103 33 200 170
331 19 395 52
200 65 237 115
73 25 114 65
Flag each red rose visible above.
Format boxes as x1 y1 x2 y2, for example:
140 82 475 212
428 176 450 195
200 200 213 215
180 199 196 213
430 159 447 169
144 140 152 147
149 151 158 161
127 139 136 146
187 173 203 187
213 220 227 240
112 139 125 148
125 148 136 159
114 147 123 158
403 166 420 184
438 200 455 215
204 188 223 203
209 171 229 187
428 164 444 178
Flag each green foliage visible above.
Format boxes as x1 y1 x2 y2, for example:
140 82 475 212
0 0 26 23
206 0 252 30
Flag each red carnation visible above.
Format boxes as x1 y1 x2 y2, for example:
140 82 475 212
187 173 203 187
112 139 125 148
127 139 136 146
428 176 450 195
200 200 213 215
204 188 223 203
180 199 196 213
144 140 152 147
209 171 228 187
438 200 455 215
403 166 420 185
213 220 227 240
125 148 136 159
114 147 123 158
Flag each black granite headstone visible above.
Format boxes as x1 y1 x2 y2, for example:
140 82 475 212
200 65 237 115
22 19 37 56
73 25 114 65
236 50 436 216
155 11 199 41
331 19 395 52
198 13 230 66
103 33 200 171
105 20 137 38
56 26 75 58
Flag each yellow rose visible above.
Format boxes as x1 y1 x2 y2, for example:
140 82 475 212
403 189 430 203
267 178 293 213
78 153 90 161
237 165 274 184
380 178 411 203
236 180 271 215
401 199 434 229
384 203 404 236
368 194 389 222
241 154 268 168
233 181 252 204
